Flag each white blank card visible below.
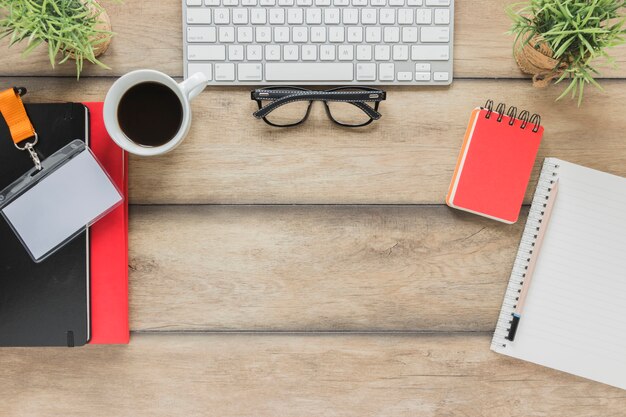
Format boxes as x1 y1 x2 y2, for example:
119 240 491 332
1 149 122 262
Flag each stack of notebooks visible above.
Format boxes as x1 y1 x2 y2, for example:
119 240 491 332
0 102 129 346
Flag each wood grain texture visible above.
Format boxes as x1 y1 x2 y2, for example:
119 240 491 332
0 0 625 79
129 205 522 332
2 334 626 417
5 77 626 204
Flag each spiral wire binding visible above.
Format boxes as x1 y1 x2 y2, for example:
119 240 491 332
490 159 560 351
481 100 541 133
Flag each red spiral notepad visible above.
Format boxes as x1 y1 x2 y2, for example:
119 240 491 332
446 101 544 224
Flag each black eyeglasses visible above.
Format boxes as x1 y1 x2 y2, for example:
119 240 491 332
251 86 386 128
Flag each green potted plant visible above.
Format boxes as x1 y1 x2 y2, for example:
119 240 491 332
0 0 116 77
507 0 626 105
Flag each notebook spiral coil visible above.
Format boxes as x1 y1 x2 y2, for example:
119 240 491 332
483 100 542 133
491 159 560 351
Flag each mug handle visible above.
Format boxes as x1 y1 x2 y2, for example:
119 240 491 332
179 72 209 101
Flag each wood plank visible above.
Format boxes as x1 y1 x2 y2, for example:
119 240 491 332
0 0 625 79
9 77 626 204
129 205 522 332
2 333 626 417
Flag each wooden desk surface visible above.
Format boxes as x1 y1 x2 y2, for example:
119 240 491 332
2 1 626 415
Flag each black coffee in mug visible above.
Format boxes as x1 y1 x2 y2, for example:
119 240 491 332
117 82 183 147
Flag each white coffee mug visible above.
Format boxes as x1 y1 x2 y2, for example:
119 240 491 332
103 69 208 156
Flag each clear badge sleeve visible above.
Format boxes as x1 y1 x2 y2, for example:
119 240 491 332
0 139 123 262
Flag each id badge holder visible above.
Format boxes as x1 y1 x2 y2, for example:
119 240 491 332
0 88 123 262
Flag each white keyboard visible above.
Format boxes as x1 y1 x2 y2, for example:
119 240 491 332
183 0 454 85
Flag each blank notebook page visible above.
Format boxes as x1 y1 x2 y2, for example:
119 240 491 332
493 158 626 390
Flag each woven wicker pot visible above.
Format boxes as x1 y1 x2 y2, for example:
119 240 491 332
68 0 112 59
514 35 567 88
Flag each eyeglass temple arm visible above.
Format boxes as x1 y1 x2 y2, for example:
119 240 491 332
253 93 382 120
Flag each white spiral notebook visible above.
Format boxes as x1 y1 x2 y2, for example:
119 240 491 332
492 158 626 390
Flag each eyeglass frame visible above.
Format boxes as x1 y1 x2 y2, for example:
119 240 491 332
251 86 387 128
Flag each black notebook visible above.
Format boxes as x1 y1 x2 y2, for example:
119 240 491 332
0 103 90 347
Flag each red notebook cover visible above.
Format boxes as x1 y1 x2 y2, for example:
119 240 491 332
85 102 129 344
446 106 544 224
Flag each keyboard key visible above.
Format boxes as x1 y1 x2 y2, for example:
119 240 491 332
370 0 385 5
274 27 290 42
329 27 345 42
187 27 216 42
380 9 395 24
415 63 431 71
233 8 249 24
347 27 363 42
435 8 450 24
214 8 229 24
311 27 327 42
265 45 281 60
324 8 341 24
361 9 377 24
269 8 285 24
421 27 450 42
315 0 331 5
352 0 368 5
284 45 299 60
188 63 212 80
383 27 400 42
247 44 263 60
187 0 202 5
415 8 432 24
379 63 394 80
334 0 349 5
389 0 404 5
293 27 308 42
229 45 245 60
302 45 317 60
306 9 322 24
278 0 294 4
338 45 354 60
224 0 239 5
215 63 235 81
374 45 390 60
397 8 413 24
238 63 263 80
397 71 412 81
343 9 359 24
356 63 376 81
433 71 449 81
266 63 354 81
415 71 431 81
406 0 422 4
411 45 449 60
187 8 212 24
287 8 304 24
188 45 226 60
356 45 372 60
219 27 235 42
426 0 449 5
320 45 336 60
366 27 381 43
256 27 271 42
250 8 267 23
238 27 253 42
392 44 408 60
241 0 257 4
296 0 313 4
402 27 417 42
260 0 276 5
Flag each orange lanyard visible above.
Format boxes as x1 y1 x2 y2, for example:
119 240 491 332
0 87 41 170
